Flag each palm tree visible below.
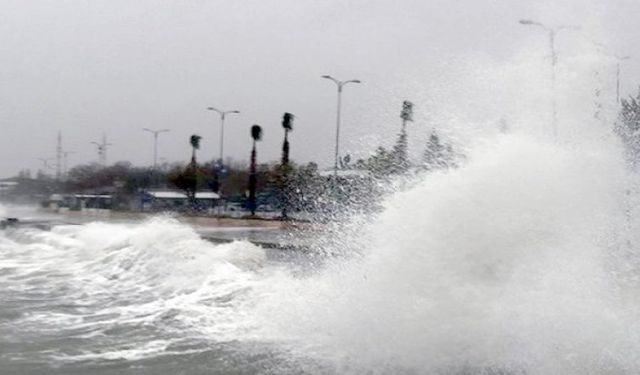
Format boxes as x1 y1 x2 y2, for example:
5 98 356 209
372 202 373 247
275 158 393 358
186 134 202 206
393 100 413 173
190 134 202 166
400 100 414 128
281 112 293 164
248 125 262 215
280 113 294 219
423 131 448 170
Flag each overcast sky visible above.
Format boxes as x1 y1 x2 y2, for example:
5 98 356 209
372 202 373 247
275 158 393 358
1 0 640 177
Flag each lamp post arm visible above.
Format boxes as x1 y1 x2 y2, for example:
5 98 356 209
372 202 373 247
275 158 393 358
322 75 340 86
556 24 580 33
207 107 223 117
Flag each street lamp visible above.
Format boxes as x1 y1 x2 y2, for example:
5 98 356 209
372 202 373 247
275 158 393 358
142 128 170 169
614 55 631 104
593 42 631 104
322 75 361 175
519 19 579 139
91 134 112 166
206 107 240 165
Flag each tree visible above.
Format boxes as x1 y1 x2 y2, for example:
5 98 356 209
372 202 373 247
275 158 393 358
365 146 394 177
339 154 352 169
616 89 640 169
18 169 31 179
364 100 414 177
168 134 202 207
391 131 409 173
168 167 198 205
281 112 293 165
392 100 413 173
190 134 202 166
423 131 457 171
248 125 262 215
280 112 294 219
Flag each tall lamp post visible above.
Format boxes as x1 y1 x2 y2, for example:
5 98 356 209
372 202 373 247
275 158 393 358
62 150 75 179
322 75 361 175
91 134 112 166
593 43 631 104
519 19 579 139
143 128 170 169
206 107 240 164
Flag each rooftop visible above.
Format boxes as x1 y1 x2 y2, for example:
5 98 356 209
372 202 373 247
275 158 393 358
147 190 220 200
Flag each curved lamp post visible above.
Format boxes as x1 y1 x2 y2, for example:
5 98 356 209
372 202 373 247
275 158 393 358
322 75 361 175
142 128 170 169
91 135 112 166
592 43 631 116
610 54 631 103
519 19 579 139
207 107 240 164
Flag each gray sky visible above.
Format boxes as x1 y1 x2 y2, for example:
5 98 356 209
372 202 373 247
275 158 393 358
1 0 640 177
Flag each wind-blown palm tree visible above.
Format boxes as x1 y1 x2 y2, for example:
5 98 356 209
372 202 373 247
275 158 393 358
190 134 202 166
186 134 202 206
168 134 204 208
393 100 413 173
281 112 293 164
248 125 262 215
280 113 294 219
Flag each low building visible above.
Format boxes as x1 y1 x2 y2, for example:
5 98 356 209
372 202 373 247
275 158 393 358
0 181 18 194
45 193 113 210
73 194 113 209
139 190 221 211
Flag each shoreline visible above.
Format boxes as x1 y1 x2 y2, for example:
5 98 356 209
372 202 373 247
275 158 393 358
48 208 314 229
38 208 321 251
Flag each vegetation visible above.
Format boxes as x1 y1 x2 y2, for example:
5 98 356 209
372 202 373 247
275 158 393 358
2 99 464 217
616 89 640 169
248 125 263 215
280 112 294 218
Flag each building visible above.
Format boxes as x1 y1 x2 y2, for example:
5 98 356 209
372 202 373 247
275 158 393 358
139 190 221 211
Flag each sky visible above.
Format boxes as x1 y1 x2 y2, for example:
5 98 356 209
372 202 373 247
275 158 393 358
1 0 640 177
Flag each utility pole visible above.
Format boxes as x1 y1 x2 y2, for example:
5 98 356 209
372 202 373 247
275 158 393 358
102 134 111 165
